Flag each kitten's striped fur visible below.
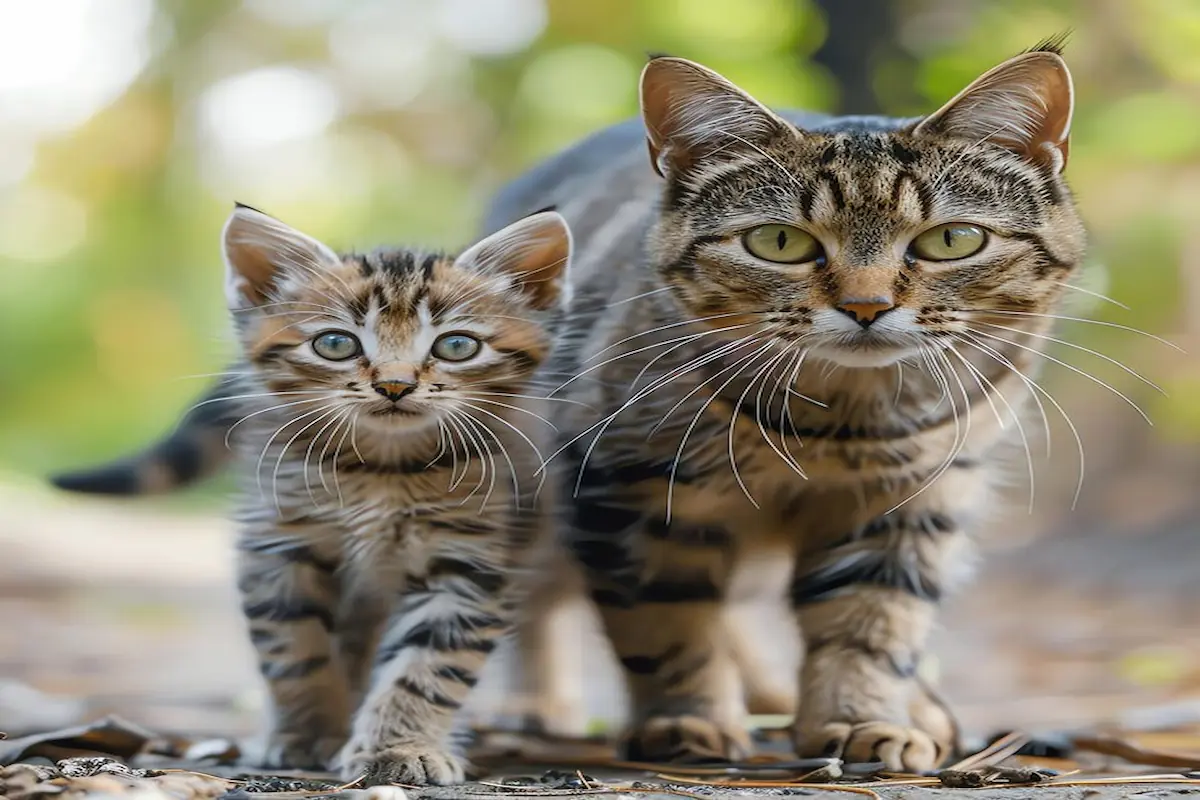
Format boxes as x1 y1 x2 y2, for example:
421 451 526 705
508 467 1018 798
170 205 569 785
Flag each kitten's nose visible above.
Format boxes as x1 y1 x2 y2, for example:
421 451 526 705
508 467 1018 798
836 297 895 328
373 379 417 402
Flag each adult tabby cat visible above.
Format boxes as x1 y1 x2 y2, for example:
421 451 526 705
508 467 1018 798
137 204 570 785
54 44 1085 773
479 44 1083 771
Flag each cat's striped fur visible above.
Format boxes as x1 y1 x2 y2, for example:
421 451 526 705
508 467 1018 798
52 45 1086 773
170 205 570 785
478 46 1083 770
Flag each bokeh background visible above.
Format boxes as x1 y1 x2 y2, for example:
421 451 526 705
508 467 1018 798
1 0 1199 747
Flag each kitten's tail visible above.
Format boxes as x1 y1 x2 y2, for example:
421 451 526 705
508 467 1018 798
49 376 241 496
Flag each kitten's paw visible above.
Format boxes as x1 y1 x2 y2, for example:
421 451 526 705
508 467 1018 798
622 715 751 764
339 741 466 786
471 695 589 739
794 721 944 772
247 733 345 770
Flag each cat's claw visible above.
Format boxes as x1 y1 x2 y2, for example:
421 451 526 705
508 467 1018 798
622 715 751 763
794 720 944 773
340 741 466 786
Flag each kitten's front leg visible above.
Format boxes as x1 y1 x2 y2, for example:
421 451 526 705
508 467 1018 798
237 531 350 769
338 532 510 786
788 498 966 772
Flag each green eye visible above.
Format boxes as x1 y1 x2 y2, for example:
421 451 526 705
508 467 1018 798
432 333 481 362
312 331 361 361
910 223 987 261
743 224 822 264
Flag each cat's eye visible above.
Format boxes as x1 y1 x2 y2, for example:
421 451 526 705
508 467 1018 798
432 333 481 362
910 223 987 261
312 331 362 361
743 224 823 264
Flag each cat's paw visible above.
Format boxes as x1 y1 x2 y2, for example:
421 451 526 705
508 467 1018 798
247 732 345 770
339 740 466 786
794 721 944 772
622 715 751 764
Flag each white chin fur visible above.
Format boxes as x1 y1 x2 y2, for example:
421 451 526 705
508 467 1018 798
809 344 916 368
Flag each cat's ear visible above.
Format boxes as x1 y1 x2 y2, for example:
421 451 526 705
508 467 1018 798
913 50 1074 172
455 211 572 310
640 56 793 177
221 203 340 308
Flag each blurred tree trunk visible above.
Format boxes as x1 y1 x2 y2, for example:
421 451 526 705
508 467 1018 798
810 0 902 115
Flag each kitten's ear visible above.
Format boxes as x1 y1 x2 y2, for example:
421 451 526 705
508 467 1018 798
913 50 1074 172
455 211 572 311
221 203 340 308
640 56 793 177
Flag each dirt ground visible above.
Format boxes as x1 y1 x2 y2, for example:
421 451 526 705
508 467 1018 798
3 418 1200 799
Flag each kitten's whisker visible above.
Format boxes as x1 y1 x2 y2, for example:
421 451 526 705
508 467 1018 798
253 402 339 509
318 410 351 503
225 396 333 448
723 342 784 509
966 327 1153 424
458 401 545 465
460 411 516 509
756 344 808 478
973 320 1165 394
456 396 558 429
456 390 592 409
269 403 343 513
304 406 349 503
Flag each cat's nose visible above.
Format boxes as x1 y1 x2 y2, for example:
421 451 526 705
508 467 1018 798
373 379 417 402
836 297 895 328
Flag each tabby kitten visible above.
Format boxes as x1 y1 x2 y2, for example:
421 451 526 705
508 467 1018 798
479 45 1084 771
176 205 568 785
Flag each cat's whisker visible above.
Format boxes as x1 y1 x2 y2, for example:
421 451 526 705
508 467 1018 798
780 346 813 463
666 331 781 521
723 342 785 510
885 347 972 515
552 321 761 396
944 343 1036 513
756 344 808 478
253 401 339 508
972 319 1166 394
950 332 1052 458
966 326 1153 424
445 409 491 504
458 401 545 466
1051 279 1130 310
968 309 1183 351
586 311 767 362
644 328 777 437
454 389 593 409
957 330 1086 508
440 411 474 492
318 409 351 502
605 285 673 308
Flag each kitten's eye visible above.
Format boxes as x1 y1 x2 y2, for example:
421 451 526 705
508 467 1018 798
743 224 822 264
910 223 987 261
432 333 481 362
312 331 361 361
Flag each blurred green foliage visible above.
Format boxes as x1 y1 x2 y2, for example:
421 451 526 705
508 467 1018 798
1 0 1196 498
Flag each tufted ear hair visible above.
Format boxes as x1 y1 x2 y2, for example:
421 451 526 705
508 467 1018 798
455 211 572 311
221 203 340 309
640 56 794 178
913 49 1074 173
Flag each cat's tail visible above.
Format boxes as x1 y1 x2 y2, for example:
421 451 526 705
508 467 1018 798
49 375 241 496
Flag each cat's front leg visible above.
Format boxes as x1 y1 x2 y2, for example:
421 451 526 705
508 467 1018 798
788 497 968 772
236 530 350 769
337 532 510 786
